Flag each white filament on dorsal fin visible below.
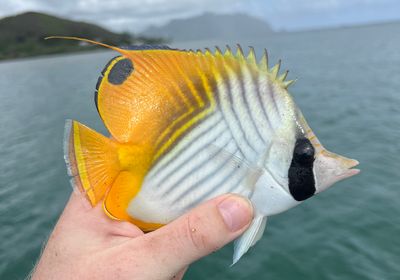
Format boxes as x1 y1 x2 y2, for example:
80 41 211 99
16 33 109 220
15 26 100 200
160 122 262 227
236 44 245 60
282 79 297 89
259 49 269 71
247 47 257 65
270 59 281 79
278 70 289 82
45 36 131 57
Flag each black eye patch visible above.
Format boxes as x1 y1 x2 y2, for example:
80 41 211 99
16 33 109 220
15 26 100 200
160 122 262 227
107 58 134 85
288 138 316 201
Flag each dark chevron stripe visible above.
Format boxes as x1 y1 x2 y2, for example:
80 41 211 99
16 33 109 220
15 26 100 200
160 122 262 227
224 63 257 154
169 138 234 202
237 64 265 146
251 71 273 131
149 70 220 178
184 147 249 209
160 131 231 197
151 115 224 189
267 79 281 119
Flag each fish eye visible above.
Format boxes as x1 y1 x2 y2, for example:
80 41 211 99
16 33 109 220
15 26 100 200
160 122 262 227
293 138 315 165
288 138 316 201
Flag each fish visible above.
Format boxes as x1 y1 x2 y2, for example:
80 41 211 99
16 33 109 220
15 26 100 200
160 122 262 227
53 37 360 264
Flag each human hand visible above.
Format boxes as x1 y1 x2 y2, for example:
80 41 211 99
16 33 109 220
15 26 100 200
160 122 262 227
31 192 253 280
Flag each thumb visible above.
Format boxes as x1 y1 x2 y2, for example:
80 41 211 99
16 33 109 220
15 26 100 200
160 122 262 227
139 194 253 276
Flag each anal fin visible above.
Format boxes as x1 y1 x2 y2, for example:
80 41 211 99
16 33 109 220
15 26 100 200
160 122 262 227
103 171 164 231
103 171 141 221
232 215 267 265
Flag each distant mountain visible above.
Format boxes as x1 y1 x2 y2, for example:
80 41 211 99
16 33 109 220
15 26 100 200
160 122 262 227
0 12 164 60
143 12 273 42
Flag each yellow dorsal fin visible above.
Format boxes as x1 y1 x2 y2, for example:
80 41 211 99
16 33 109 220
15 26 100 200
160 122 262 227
187 45 296 91
82 43 295 147
46 38 295 90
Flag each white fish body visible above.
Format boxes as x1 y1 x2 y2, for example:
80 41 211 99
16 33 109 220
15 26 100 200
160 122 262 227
62 39 359 264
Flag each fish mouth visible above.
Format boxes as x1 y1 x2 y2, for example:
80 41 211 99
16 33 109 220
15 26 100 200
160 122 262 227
335 158 360 180
314 150 360 193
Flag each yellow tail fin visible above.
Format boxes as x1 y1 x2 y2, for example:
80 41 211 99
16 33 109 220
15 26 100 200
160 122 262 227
64 120 164 229
64 120 120 206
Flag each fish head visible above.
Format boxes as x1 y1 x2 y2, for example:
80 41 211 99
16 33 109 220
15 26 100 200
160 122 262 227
286 111 360 202
256 109 359 216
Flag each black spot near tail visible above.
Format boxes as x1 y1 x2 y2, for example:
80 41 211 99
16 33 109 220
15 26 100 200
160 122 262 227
107 58 134 85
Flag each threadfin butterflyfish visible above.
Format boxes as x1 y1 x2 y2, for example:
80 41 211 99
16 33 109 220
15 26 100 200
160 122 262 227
52 37 360 264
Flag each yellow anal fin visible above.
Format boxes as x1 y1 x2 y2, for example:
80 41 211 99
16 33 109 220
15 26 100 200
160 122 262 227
64 120 120 206
103 171 164 231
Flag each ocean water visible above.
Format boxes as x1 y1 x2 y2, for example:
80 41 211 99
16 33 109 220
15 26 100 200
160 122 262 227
0 23 399 279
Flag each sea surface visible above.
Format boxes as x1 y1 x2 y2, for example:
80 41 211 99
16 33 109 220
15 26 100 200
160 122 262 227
0 23 399 279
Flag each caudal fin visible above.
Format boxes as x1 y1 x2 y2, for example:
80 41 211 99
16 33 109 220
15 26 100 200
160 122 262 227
64 120 120 206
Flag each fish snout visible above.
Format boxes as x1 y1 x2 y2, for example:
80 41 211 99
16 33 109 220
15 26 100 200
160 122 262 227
313 149 360 193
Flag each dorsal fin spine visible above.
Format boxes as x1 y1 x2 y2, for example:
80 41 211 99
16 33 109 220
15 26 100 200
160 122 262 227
270 59 281 79
278 70 289 82
236 44 245 61
205 48 213 56
247 47 257 65
191 45 295 90
215 46 223 56
224 46 233 59
282 79 297 89
259 49 269 71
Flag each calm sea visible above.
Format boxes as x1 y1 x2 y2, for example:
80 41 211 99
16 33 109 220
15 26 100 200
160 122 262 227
0 23 399 279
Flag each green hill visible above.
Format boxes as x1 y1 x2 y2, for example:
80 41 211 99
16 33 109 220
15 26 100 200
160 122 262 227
0 11 163 60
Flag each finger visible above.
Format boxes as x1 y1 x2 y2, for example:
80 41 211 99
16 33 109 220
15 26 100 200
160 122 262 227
135 194 253 275
60 193 144 240
172 266 188 280
61 191 91 217
107 220 144 239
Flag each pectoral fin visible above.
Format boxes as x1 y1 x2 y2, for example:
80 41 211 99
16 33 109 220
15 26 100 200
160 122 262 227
232 215 267 265
207 144 264 189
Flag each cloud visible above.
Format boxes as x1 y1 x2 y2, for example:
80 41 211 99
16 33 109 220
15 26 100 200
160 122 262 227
0 0 399 32
0 0 250 32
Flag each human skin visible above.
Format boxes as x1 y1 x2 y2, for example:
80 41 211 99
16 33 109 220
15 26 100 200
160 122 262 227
30 192 253 280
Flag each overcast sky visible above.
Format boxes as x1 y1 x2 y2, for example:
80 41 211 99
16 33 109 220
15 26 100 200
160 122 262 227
1 0 399 32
